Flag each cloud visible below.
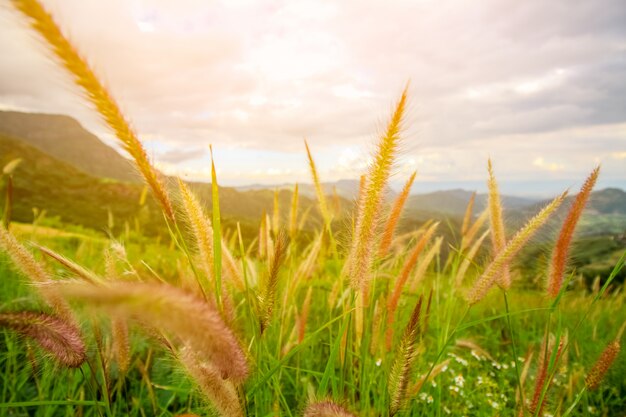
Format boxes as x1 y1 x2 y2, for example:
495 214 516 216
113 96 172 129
0 0 624 191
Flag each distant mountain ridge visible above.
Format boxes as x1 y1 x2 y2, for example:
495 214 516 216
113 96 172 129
0 110 140 182
1 110 625 237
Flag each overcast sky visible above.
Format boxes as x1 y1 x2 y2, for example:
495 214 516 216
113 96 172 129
0 0 624 195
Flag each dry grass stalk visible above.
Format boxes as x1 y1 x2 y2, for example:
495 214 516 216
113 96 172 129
346 86 408 291
487 159 511 289
36 244 102 284
0 226 73 321
332 186 342 218
292 233 323 292
547 166 600 298
461 192 476 236
460 210 489 251
408 236 442 292
585 340 620 390
388 295 423 416
386 222 438 349
272 189 280 236
112 317 131 373
528 333 566 417
378 171 417 258
11 0 175 222
455 230 489 287
104 246 132 372
258 211 268 259
298 286 313 343
467 191 567 305
221 243 245 291
57 280 248 381
179 348 244 417
305 140 331 226
410 359 450 395
455 339 494 361
290 183 299 239
259 232 288 334
0 311 86 368
304 401 358 417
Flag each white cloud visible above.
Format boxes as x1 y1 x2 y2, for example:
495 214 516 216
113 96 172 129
0 0 624 190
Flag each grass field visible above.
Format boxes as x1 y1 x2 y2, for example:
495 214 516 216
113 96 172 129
1 216 625 417
1 1 625 416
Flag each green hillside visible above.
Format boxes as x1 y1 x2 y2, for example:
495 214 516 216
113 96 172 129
0 110 140 182
0 133 335 239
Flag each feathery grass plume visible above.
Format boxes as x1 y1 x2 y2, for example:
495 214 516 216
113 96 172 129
57 280 248 381
386 222 438 349
221 243 245 291
11 0 175 222
112 317 130 373
455 230 489 287
332 186 342 217
258 232 288 334
303 401 358 417
461 192 476 236
179 348 244 417
304 140 331 226
0 312 86 368
487 159 511 289
298 286 313 343
293 232 323 286
357 174 366 205
290 183 299 239
460 209 489 251
547 166 600 298
585 339 620 390
178 178 214 296
346 86 408 291
467 191 567 305
0 225 73 321
410 359 450 395
408 236 442 292
378 171 417 258
36 244 102 284
388 295 423 416
272 189 280 236
103 245 132 372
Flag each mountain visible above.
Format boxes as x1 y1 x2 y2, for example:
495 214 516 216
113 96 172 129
405 189 539 217
0 133 328 238
2 110 624 239
0 132 166 234
237 179 366 200
586 188 626 215
0 110 139 182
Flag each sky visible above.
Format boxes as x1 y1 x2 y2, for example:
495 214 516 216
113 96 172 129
0 0 624 196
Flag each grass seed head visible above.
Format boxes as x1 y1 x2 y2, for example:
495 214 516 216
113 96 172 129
467 191 567 304
0 311 86 368
547 166 600 298
346 85 408 291
57 280 249 381
585 340 620 390
304 401 358 417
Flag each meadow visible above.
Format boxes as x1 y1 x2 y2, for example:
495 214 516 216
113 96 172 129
1 1 625 416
